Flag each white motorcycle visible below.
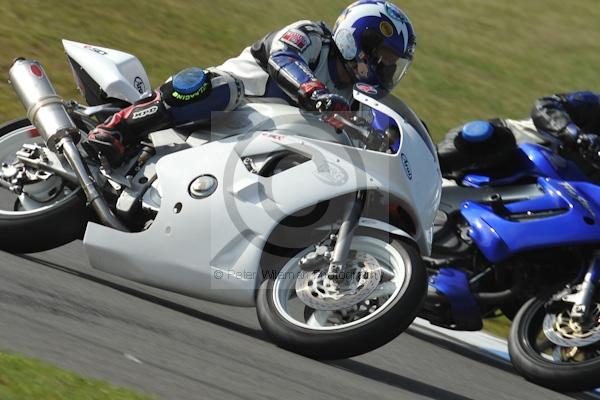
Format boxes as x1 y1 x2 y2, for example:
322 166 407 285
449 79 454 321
1 41 441 358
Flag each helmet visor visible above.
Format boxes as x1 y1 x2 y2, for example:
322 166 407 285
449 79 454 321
374 46 412 90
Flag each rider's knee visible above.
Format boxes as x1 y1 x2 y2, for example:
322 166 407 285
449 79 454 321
160 67 244 125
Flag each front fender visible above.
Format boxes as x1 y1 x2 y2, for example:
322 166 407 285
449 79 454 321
358 217 426 255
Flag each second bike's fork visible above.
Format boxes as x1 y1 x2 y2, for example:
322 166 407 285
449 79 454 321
567 250 600 322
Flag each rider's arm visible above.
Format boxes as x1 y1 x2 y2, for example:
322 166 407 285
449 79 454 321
531 91 600 142
266 22 326 101
261 21 350 129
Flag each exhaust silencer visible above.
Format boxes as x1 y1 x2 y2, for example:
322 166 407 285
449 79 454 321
8 58 79 152
8 58 128 232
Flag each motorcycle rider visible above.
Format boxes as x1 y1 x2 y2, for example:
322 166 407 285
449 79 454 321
531 91 600 152
88 0 417 166
437 91 600 178
530 91 600 179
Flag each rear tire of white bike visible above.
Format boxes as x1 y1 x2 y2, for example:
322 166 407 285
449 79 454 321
0 118 89 253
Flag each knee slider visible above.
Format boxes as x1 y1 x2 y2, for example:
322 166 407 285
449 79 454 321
160 67 244 124
161 67 212 107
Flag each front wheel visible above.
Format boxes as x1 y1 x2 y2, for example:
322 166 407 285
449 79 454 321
508 296 600 392
256 231 427 359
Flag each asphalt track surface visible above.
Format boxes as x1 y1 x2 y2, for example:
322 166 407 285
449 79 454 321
1 240 597 400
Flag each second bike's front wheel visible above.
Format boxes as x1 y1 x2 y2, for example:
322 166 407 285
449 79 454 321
508 296 600 392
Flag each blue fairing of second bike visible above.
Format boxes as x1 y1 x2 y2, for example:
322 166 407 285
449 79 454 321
462 143 588 188
461 178 600 263
430 139 598 327
429 267 481 326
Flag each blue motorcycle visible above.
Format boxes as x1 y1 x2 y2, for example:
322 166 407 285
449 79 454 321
421 119 600 392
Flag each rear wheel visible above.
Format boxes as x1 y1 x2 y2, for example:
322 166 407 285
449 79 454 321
0 118 89 253
256 230 427 359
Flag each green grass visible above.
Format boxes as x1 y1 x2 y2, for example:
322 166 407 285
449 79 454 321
1 1 600 139
483 315 511 339
0 351 153 400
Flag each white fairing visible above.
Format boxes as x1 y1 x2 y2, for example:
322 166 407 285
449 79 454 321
62 39 151 104
83 91 441 307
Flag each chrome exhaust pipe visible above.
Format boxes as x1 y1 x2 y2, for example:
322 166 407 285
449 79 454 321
8 58 79 152
9 58 128 232
60 137 128 232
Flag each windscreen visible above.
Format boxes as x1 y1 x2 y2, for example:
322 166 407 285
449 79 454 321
353 84 437 159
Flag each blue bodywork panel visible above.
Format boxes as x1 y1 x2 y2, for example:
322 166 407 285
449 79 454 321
429 267 481 327
460 143 600 262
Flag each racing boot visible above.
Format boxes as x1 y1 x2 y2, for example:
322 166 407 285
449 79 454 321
88 90 172 167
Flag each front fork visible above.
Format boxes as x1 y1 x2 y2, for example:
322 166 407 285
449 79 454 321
567 250 600 322
298 191 367 278
326 191 367 278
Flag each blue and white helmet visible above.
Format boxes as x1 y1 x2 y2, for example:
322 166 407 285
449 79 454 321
333 1 416 90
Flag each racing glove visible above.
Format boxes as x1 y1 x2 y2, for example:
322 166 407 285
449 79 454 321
298 81 351 130
560 122 582 146
559 122 600 160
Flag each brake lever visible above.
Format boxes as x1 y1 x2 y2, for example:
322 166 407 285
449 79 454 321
332 114 370 139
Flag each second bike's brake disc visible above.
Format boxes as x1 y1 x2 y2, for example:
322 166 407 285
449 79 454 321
295 251 382 311
543 304 600 347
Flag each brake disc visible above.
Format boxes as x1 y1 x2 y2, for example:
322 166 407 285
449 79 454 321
543 304 600 347
295 252 383 311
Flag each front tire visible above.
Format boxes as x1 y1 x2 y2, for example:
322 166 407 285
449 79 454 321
256 231 427 359
508 297 600 392
0 118 89 253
